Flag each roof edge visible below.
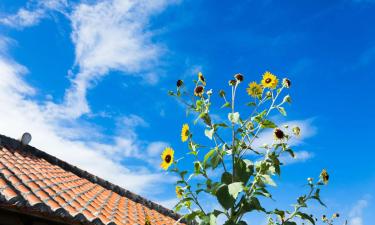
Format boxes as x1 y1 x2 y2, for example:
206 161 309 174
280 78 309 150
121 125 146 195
0 134 186 223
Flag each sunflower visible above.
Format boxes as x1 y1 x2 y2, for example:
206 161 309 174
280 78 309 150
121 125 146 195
194 85 204 96
246 82 263 97
181 124 189 142
175 186 183 198
320 169 329 184
160 147 174 170
261 71 278 89
198 72 206 86
273 128 285 140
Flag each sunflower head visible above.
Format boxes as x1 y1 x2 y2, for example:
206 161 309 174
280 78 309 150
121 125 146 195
261 71 278 89
320 169 329 184
198 72 206 86
234 73 244 82
160 147 174 170
228 79 237 86
282 78 291 88
246 82 263 97
176 79 184 88
333 213 340 218
273 128 285 140
175 186 183 198
194 85 204 96
181 124 189 142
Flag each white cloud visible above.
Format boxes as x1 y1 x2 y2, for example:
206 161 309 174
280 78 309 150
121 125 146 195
43 0 175 119
279 150 314 165
348 197 371 225
0 34 173 196
0 0 176 202
0 0 68 28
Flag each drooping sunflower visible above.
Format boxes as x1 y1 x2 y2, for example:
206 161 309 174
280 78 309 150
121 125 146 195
261 71 278 89
198 72 206 86
320 169 329 184
175 186 183 198
246 82 263 97
181 124 189 142
160 147 174 170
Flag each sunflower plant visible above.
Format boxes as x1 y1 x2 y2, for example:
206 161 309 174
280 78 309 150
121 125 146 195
163 71 339 225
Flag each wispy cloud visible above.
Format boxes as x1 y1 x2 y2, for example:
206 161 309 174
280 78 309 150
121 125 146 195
348 196 371 225
0 0 67 28
0 0 177 196
44 0 176 119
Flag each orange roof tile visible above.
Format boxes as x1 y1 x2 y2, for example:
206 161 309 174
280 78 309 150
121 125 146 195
0 134 185 225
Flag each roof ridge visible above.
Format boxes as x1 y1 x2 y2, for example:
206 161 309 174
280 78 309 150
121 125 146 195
0 134 185 223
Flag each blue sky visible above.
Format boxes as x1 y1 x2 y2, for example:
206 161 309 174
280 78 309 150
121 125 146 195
0 0 374 224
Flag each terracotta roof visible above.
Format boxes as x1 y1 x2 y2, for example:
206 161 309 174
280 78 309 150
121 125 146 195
0 134 184 225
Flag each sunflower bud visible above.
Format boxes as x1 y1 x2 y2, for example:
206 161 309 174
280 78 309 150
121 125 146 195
206 89 213 96
292 126 301 136
266 91 272 98
283 95 292 104
282 78 291 88
246 121 254 130
234 73 244 82
176 79 184 87
219 90 226 98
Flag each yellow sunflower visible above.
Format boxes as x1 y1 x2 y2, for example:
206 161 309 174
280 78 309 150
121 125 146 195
261 71 278 89
198 72 206 86
246 82 263 97
181 124 189 142
160 147 174 170
175 186 183 198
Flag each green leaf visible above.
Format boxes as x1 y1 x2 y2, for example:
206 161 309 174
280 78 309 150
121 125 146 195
246 102 256 107
260 120 277 128
242 197 265 212
277 106 287 116
221 172 233 185
205 128 214 140
283 222 297 225
228 112 240 124
228 182 243 199
210 151 222 169
235 158 254 184
252 110 267 123
215 184 235 210
221 102 231 108
296 212 315 225
203 148 216 167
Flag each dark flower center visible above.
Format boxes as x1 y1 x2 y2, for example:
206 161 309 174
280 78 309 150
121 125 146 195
265 78 272 83
165 155 171 163
195 86 204 94
274 129 285 139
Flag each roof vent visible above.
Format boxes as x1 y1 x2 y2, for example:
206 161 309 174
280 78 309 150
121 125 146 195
21 132 32 145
